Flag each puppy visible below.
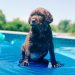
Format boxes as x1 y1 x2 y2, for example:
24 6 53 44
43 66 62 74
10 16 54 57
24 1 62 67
20 8 61 68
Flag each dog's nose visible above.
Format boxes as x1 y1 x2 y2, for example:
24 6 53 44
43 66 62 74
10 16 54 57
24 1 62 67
30 19 36 25
32 19 36 23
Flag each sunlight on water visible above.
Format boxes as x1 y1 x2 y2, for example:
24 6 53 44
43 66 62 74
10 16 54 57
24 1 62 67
11 40 15 45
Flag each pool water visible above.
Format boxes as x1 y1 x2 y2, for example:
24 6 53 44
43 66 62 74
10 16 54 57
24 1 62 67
0 33 75 75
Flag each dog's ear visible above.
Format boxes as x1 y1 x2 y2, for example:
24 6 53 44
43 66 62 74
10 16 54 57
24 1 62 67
44 10 53 24
28 16 31 24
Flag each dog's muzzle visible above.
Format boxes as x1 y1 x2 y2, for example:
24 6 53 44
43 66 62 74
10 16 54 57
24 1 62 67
30 19 47 33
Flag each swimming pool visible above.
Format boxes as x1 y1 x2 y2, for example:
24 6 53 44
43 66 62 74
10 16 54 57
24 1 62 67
0 31 75 75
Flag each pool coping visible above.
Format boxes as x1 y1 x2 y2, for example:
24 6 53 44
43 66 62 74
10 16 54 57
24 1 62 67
53 33 75 40
0 30 28 35
0 30 75 40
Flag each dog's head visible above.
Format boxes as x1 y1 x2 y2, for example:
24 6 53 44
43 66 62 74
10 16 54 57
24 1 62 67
28 8 53 33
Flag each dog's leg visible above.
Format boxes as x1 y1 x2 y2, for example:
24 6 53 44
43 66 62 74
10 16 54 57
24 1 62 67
19 48 30 66
48 39 57 65
48 39 62 68
21 47 30 66
25 48 30 61
19 51 25 65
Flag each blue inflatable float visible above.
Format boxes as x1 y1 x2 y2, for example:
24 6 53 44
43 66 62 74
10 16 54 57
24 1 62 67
0 33 5 41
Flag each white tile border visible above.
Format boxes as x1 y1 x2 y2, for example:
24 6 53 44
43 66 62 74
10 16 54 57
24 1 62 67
0 30 75 40
53 33 75 40
0 30 28 35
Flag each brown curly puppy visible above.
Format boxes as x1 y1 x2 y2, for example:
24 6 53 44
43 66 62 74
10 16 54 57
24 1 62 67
20 8 61 68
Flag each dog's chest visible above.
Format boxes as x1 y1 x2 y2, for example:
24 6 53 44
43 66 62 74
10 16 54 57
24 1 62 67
30 32 48 43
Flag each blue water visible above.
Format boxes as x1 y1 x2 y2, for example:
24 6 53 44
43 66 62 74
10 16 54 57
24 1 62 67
0 33 75 75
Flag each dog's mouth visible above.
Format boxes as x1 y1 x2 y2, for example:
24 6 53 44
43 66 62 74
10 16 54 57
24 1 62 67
31 23 48 34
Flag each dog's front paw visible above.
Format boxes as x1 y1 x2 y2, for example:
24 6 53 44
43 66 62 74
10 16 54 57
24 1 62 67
19 59 29 66
52 63 62 68
23 60 29 66
48 62 64 68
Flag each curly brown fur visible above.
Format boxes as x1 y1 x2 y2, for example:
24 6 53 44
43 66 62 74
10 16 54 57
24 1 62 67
19 7 61 68
28 8 53 24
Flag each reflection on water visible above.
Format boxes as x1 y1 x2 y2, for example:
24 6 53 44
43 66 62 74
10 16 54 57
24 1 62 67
55 47 75 59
